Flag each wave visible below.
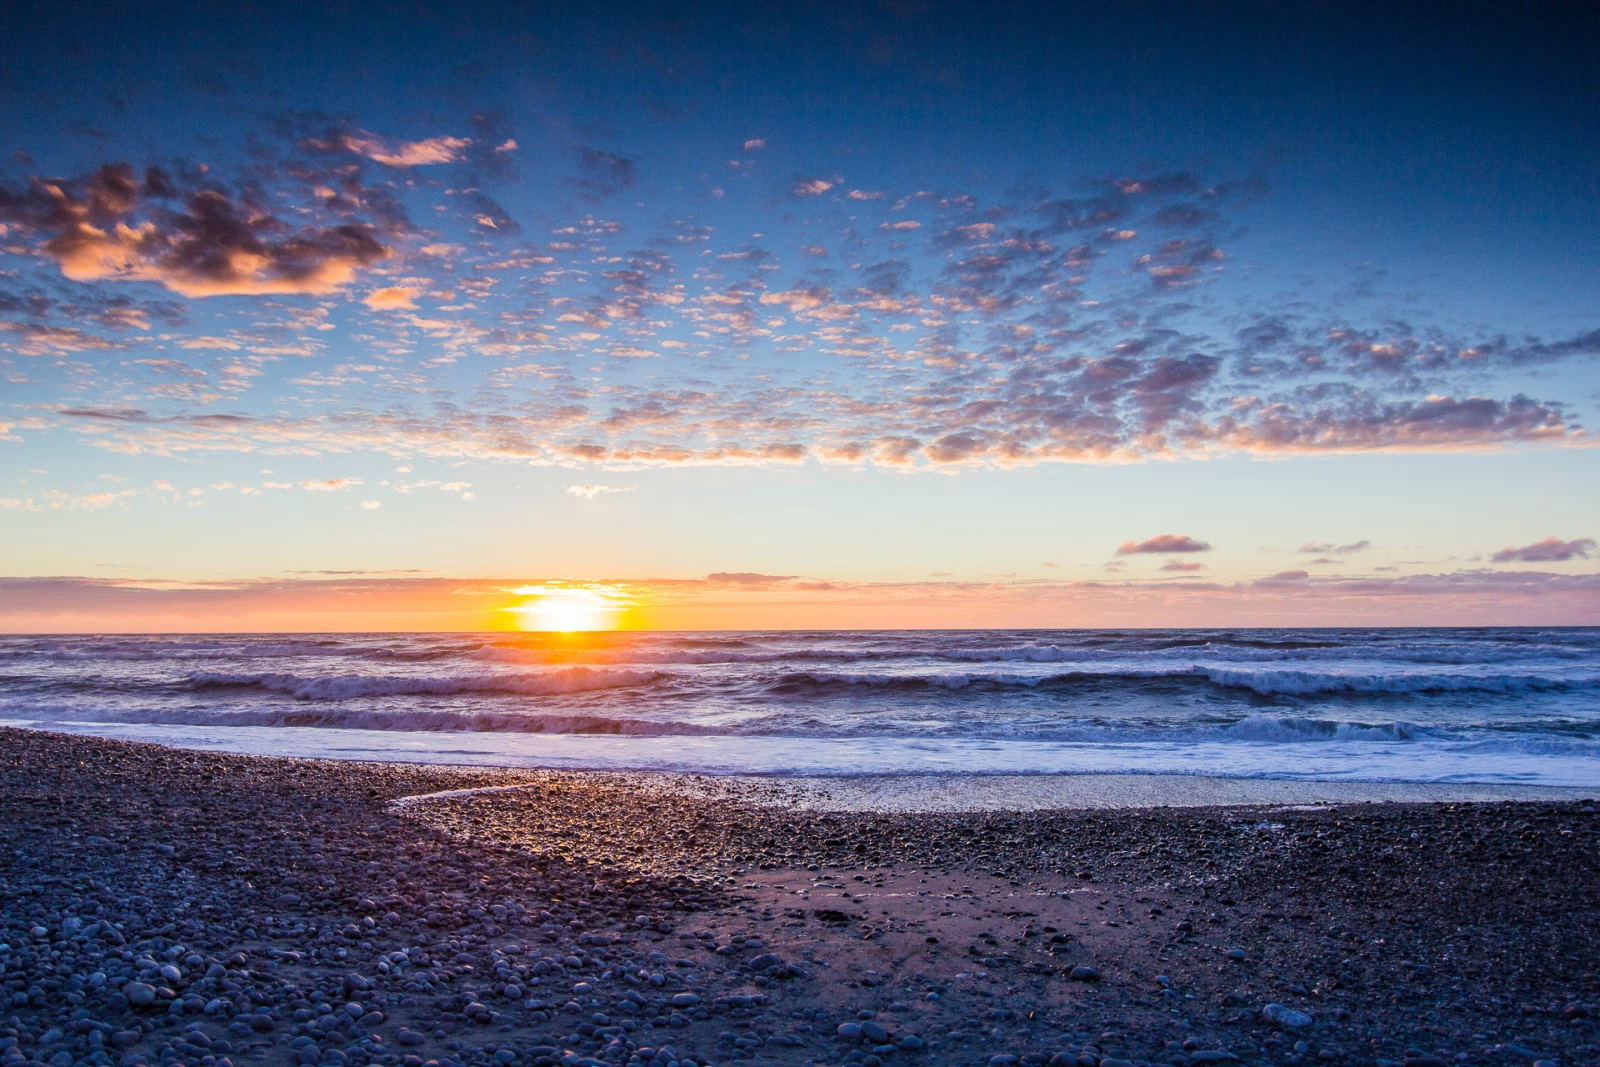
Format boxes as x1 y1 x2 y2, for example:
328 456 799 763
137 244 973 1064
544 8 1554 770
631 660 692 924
769 665 1600 697
185 666 668 700
15 705 721 736
13 705 1600 758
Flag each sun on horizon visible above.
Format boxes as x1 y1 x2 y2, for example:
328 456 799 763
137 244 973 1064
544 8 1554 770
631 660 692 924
504 585 632 632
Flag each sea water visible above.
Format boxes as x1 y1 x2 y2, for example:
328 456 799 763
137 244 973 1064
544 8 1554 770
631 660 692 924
2 628 1597 785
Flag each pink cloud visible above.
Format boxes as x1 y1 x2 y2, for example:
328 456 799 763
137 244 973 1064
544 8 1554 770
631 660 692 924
1117 534 1212 555
335 133 472 167
5 164 390 297
1491 536 1595 563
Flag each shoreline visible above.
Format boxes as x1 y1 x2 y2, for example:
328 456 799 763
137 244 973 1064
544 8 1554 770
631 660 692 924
4 721 1596 805
2 727 1596 1067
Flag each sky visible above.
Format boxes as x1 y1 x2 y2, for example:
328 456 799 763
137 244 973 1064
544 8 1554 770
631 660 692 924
0 0 1597 631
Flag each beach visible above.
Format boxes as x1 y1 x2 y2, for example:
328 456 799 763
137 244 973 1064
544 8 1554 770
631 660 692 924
2 728 1595 1067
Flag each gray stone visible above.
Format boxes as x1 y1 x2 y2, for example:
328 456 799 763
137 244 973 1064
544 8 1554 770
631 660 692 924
1262 1003 1313 1030
122 982 156 1007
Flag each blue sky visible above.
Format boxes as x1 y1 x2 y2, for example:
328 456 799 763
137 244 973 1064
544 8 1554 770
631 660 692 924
1 0 1597 629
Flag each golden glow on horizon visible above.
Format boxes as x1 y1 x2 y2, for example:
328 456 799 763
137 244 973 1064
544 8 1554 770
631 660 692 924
504 584 632 632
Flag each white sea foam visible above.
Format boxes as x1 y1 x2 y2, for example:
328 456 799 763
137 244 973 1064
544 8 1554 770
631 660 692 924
5 719 1598 787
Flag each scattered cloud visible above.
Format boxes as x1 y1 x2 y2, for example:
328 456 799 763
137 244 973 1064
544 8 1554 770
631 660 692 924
300 478 361 492
359 500 382 510
0 163 389 297
1491 536 1595 563
572 149 636 200
566 484 634 499
1298 540 1371 555
1257 569 1310 583
1160 560 1206 572
705 572 798 585
1117 534 1212 555
364 287 418 310
334 133 471 167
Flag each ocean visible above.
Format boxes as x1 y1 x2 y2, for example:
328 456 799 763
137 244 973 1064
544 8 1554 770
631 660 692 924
2 627 1598 785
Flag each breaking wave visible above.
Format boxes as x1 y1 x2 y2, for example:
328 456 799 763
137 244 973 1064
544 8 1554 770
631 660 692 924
186 667 668 700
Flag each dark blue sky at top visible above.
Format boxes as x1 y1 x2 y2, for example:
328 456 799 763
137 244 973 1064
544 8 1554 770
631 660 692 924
6 0 1596 329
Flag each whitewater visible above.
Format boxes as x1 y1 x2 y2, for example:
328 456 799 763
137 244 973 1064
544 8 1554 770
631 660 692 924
2 627 1598 785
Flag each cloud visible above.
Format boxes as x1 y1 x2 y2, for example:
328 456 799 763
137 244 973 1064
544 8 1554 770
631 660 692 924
0 163 390 297
743 139 767 151
300 478 361 491
364 287 418 310
705 572 798 585
359 499 381 510
1257 569 1310 583
1298 539 1372 555
335 133 471 167
1160 560 1206 572
1491 536 1595 563
566 484 634 499
573 149 637 200
4 150 1592 475
0 320 120 353
1116 534 1212 555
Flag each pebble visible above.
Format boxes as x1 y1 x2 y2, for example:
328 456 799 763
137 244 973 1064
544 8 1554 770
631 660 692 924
1262 1003 1313 1030
2 729 1593 1067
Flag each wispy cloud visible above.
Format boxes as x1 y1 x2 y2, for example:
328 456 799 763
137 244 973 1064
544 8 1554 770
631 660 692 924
333 133 472 167
1299 540 1371 555
566 484 634 499
1491 536 1595 563
1117 534 1212 555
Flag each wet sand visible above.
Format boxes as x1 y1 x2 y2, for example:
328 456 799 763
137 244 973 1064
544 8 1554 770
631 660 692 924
2 728 1596 1067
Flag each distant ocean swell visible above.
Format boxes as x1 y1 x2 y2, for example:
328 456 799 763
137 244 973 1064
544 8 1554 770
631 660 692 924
0 628 1597 784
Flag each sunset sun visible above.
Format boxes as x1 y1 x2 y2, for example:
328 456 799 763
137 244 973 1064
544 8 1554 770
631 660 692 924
506 586 628 632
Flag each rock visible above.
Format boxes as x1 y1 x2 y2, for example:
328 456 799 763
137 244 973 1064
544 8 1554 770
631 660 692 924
1226 948 1247 961
123 982 156 1007
861 1021 889 1043
1262 1003 1313 1030
395 1029 425 1046
837 1023 862 1039
1068 966 1100 981
1189 1052 1240 1063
